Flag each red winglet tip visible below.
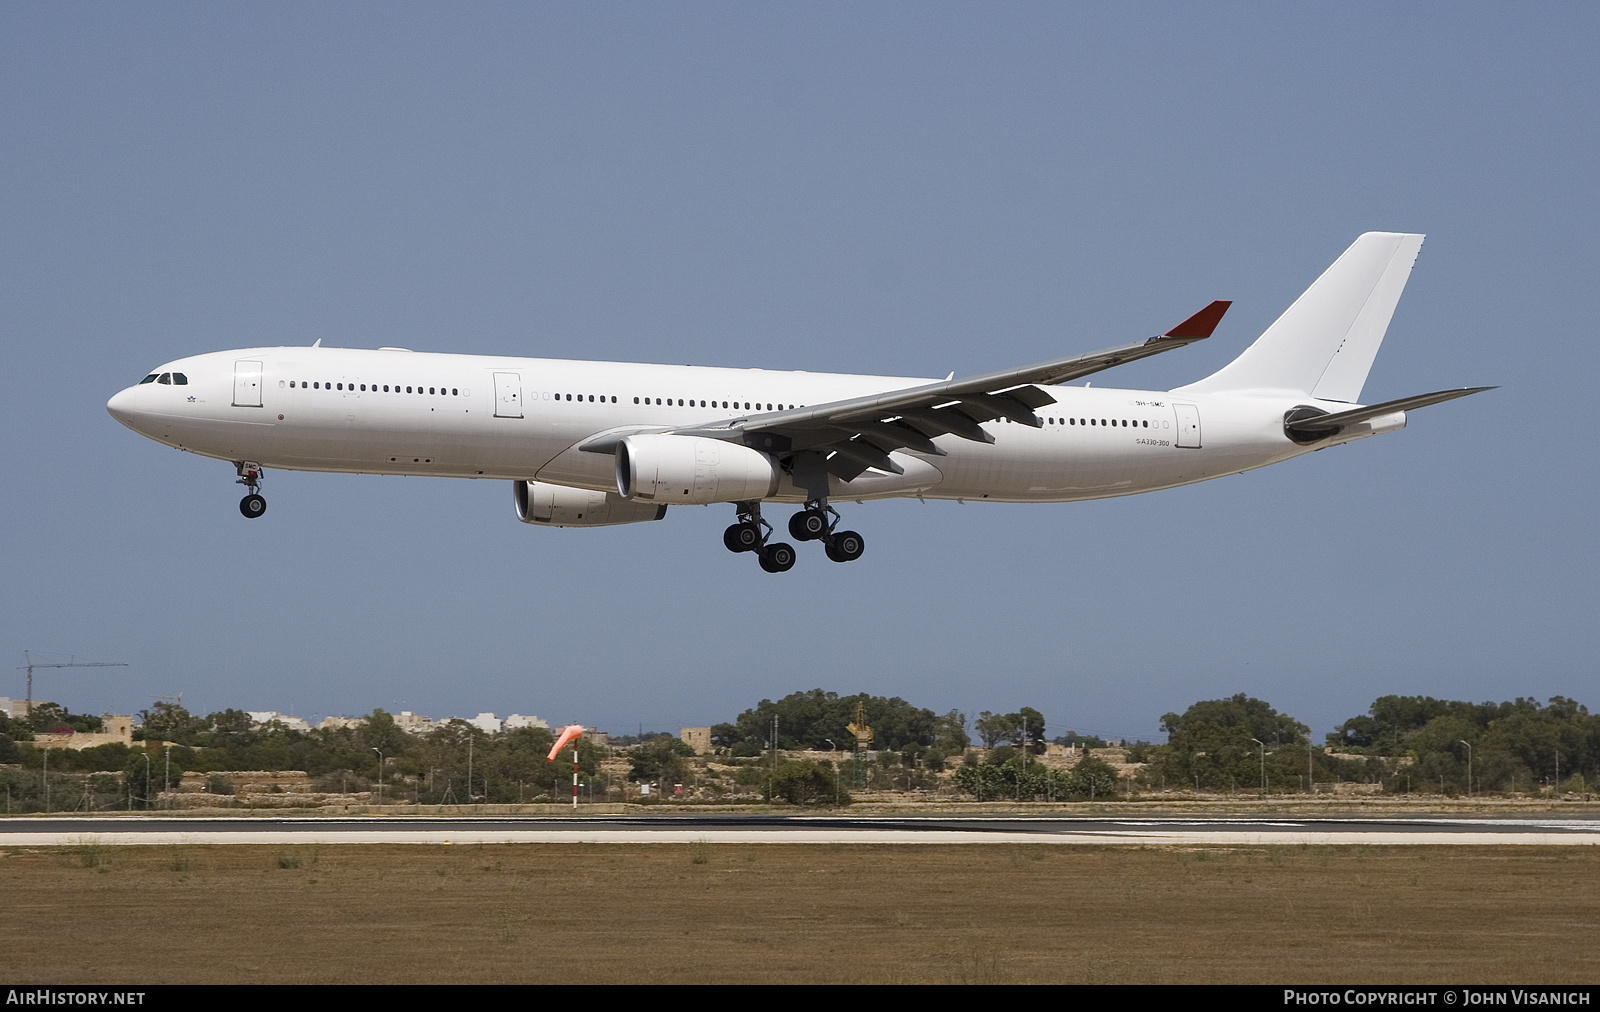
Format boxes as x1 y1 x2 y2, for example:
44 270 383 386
1164 300 1232 339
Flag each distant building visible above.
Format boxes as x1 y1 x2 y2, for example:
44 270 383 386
0 698 25 720
247 711 312 732
679 727 712 755
394 711 434 734
27 714 135 751
504 714 549 731
459 713 502 735
318 716 362 731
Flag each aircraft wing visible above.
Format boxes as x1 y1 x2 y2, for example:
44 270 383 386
664 301 1231 480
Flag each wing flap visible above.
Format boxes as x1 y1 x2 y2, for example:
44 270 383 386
664 306 1221 469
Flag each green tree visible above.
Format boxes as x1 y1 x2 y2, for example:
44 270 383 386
722 689 946 752
932 709 971 758
25 702 102 735
629 735 694 783
1065 754 1119 798
137 702 203 743
770 761 848 806
1146 694 1308 791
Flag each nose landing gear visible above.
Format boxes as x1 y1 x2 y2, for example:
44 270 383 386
235 461 266 518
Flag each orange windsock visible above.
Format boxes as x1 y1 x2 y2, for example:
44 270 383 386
547 724 584 761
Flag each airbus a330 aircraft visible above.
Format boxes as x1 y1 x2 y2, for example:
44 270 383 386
108 232 1488 573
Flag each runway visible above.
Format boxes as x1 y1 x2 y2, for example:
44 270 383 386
3 814 1598 846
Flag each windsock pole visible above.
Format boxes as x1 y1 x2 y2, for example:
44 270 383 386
546 724 586 810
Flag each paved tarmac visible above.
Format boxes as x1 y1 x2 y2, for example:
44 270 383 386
3 814 1598 846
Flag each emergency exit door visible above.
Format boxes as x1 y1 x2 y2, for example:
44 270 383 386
1174 402 1201 448
493 372 523 418
232 360 262 407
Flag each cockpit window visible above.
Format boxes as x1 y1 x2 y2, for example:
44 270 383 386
157 373 172 384
171 372 188 385
139 374 158 384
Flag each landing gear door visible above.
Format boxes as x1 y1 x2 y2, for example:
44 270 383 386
493 372 523 419
233 360 263 407
1174 402 1201 448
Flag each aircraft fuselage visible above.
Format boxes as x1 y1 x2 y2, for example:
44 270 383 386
107 345 1391 505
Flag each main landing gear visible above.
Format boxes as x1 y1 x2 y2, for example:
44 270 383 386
235 461 266 519
789 501 865 564
723 501 795 573
724 500 865 573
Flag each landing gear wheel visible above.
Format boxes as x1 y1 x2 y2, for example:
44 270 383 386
723 522 762 553
239 493 267 519
758 542 797 573
789 509 830 542
825 530 864 563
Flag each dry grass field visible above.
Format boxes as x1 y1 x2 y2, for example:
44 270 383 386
2 842 1596 984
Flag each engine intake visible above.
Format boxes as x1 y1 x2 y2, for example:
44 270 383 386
616 434 780 505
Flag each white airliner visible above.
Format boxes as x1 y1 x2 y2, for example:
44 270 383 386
108 232 1487 572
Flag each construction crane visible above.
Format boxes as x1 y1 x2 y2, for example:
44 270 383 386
17 652 128 717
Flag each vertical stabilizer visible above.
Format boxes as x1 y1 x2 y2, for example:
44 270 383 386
1174 232 1424 401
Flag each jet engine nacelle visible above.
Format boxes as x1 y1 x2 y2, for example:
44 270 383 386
616 434 780 505
514 479 666 527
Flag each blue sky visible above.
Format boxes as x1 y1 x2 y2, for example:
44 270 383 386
3 4 1595 742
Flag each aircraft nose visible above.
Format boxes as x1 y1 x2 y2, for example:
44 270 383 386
107 387 141 428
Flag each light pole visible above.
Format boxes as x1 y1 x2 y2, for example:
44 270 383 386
1252 738 1266 796
1458 740 1473 796
371 747 384 805
824 739 840 806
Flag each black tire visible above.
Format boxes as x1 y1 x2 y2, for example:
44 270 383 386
826 530 864 563
723 522 761 553
789 509 829 542
239 494 267 519
759 542 797 573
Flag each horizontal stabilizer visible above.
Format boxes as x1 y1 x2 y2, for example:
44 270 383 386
1285 386 1494 441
